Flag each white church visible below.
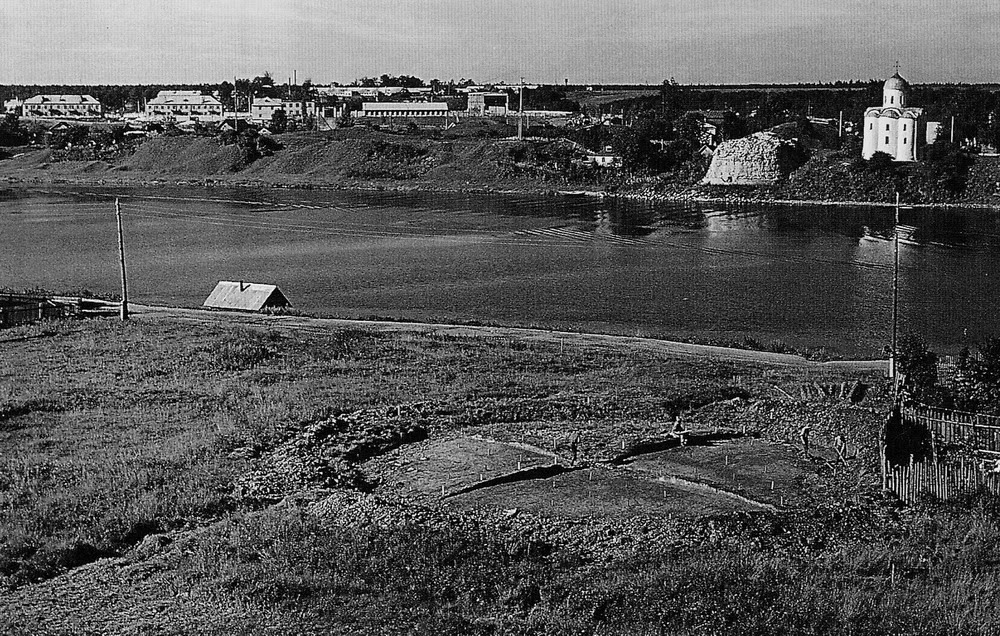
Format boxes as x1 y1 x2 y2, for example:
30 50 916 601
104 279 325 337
862 71 939 162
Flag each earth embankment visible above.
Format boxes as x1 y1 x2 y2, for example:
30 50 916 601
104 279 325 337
0 129 602 195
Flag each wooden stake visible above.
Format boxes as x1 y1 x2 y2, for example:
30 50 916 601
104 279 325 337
115 198 129 321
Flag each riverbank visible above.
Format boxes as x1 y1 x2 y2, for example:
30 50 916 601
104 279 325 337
5 129 1000 209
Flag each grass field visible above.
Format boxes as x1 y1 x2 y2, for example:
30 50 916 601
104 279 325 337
4 314 1000 634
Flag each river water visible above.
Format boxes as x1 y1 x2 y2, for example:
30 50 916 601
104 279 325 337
2 185 998 358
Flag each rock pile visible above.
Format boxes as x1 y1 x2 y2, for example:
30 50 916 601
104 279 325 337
234 404 430 502
702 132 807 186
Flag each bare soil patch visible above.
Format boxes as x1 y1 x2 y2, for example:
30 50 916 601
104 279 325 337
371 434 815 518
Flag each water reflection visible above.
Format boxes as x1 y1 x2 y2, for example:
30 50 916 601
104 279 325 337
4 186 1000 357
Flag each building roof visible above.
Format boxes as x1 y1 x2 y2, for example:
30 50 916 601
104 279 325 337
253 97 283 107
884 72 909 92
203 281 291 311
361 102 448 113
865 106 924 118
24 94 100 105
148 91 222 106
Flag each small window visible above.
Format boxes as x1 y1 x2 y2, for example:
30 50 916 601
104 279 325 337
886 124 890 131
903 124 907 131
903 138 907 144
870 123 873 130
891 96 895 104
885 136 889 144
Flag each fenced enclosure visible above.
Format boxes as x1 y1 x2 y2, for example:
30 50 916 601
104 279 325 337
903 404 1000 455
0 294 74 328
885 458 1000 504
884 405 1000 503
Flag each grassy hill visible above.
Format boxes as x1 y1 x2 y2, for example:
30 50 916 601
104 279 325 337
3 312 1000 634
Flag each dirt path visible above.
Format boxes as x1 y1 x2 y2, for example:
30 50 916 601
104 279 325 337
129 303 887 370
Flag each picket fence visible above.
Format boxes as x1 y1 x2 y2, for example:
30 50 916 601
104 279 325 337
885 405 1000 503
902 404 1000 455
885 459 1000 504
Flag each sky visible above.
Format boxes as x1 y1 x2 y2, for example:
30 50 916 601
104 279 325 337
1 0 998 86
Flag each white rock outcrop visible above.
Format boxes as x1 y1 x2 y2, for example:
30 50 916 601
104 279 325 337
701 132 805 186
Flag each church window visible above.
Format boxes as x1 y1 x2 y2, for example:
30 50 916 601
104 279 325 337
903 124 907 131
885 136 889 145
903 138 907 144
869 123 873 130
886 124 890 131
891 96 895 104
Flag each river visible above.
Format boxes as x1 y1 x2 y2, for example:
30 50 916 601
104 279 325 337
2 185 998 358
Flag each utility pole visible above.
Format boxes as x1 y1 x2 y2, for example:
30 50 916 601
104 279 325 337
115 198 129 322
518 77 524 140
890 191 900 391
838 110 843 138
951 116 955 144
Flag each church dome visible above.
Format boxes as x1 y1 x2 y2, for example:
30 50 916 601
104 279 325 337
884 72 909 92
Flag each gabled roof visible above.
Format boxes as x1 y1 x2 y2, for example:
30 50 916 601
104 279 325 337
24 94 100 105
148 91 222 107
203 281 291 311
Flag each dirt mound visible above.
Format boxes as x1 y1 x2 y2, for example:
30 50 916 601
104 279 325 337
121 137 248 175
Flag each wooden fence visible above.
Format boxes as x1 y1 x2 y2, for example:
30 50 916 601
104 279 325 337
0 294 72 328
885 459 1000 504
903 404 1000 455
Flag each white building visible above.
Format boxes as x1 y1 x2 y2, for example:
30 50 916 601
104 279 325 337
250 97 283 123
467 92 509 116
280 99 318 122
357 102 449 120
145 91 223 121
250 98 318 124
862 72 938 162
23 95 102 118
3 98 23 114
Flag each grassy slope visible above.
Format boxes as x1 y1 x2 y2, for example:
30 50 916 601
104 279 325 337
0 127 593 195
2 315 1000 634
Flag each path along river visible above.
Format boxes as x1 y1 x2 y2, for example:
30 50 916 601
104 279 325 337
2 185 998 358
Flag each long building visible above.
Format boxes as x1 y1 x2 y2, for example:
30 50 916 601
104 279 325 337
357 102 449 120
23 95 102 118
145 91 224 121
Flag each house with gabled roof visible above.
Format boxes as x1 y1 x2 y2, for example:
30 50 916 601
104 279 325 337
23 95 103 119
145 91 224 122
203 281 291 312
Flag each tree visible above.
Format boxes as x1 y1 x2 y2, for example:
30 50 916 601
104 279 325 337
908 139 973 200
896 333 941 404
252 72 276 98
270 108 287 133
955 338 1000 413
0 113 26 146
217 81 234 110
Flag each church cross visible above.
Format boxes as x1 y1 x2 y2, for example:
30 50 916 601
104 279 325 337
893 61 900 74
